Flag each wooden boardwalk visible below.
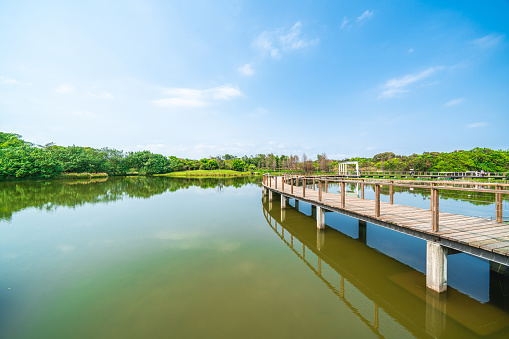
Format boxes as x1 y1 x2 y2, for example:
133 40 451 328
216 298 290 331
264 177 509 259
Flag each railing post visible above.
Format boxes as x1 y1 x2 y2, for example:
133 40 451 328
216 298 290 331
275 176 278 190
313 178 315 190
282 175 285 191
269 176 272 188
361 179 365 199
497 186 503 223
303 179 306 197
291 176 294 194
432 187 440 232
430 183 434 211
325 179 328 193
390 181 394 204
319 180 322 201
341 181 346 208
375 184 380 217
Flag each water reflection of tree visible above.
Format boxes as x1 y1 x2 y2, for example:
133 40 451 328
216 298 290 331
0 176 261 221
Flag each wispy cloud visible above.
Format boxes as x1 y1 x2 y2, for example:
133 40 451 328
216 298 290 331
71 110 103 121
470 34 504 49
357 10 374 22
378 66 444 99
55 84 74 94
0 76 20 85
1 76 33 86
238 63 254 76
247 107 268 118
153 85 242 108
252 21 318 59
340 17 349 29
378 89 409 99
467 122 488 128
408 48 414 53
445 98 465 107
90 91 115 99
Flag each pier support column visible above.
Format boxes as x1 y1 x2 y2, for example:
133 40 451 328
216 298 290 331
295 200 299 210
426 241 448 293
311 205 317 219
358 220 367 244
317 206 325 230
281 196 287 209
269 190 273 202
281 208 286 222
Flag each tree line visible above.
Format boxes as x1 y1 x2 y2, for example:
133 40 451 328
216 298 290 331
1 131 509 181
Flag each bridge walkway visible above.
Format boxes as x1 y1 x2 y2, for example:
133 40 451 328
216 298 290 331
263 177 509 262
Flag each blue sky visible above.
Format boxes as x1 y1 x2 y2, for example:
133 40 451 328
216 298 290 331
1 0 508 159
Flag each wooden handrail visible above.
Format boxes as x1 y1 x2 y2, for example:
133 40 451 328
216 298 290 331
264 174 507 230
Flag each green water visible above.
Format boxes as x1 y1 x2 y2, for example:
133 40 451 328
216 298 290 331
0 177 508 338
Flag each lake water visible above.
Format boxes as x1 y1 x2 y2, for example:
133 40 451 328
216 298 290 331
1 177 508 338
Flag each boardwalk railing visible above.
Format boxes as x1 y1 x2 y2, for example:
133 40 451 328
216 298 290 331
261 170 509 179
263 174 509 232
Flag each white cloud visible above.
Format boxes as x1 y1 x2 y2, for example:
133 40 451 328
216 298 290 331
71 110 103 120
341 17 349 29
252 21 318 59
247 107 268 118
470 34 504 49
100 91 115 99
408 48 414 53
378 88 409 99
153 98 209 108
445 98 465 106
90 91 115 99
0 76 20 85
467 122 488 128
238 63 254 76
0 76 33 86
357 10 374 22
379 66 444 99
55 84 74 94
154 85 242 108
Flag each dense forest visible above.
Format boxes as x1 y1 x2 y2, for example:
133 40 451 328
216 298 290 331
1 131 509 181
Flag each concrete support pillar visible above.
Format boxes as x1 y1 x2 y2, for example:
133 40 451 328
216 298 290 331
317 229 325 250
358 220 367 244
425 289 447 337
426 241 448 293
317 206 325 230
269 201 273 211
268 190 273 202
311 205 316 219
294 200 299 210
281 209 286 222
281 196 286 209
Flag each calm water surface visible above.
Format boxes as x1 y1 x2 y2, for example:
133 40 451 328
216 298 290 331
0 177 508 338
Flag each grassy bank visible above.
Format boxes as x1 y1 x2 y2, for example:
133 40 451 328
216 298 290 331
58 172 109 180
156 170 253 178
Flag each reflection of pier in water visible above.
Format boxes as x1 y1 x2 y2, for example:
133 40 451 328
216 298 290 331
262 197 509 338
